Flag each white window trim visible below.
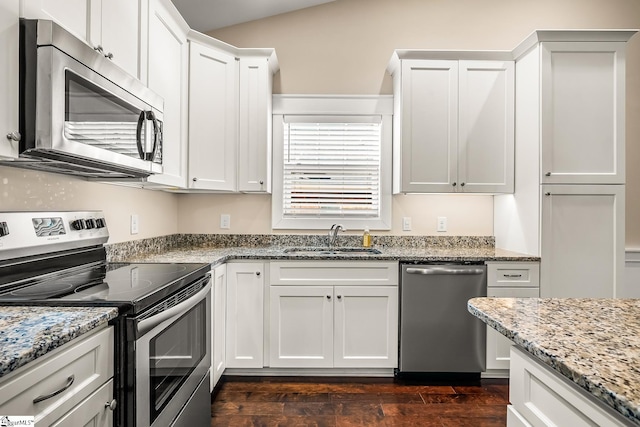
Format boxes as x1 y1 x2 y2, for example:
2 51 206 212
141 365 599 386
272 95 393 230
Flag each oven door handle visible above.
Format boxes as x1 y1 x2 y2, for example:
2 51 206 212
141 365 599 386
136 280 211 337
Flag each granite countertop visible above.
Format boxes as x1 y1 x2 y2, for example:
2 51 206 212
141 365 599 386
117 245 537 264
468 297 640 425
0 306 119 378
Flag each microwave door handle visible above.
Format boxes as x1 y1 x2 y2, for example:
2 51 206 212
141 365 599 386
135 111 146 160
136 280 211 337
147 110 159 161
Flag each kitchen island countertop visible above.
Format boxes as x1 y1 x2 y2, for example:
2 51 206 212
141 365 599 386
0 306 119 377
468 297 640 425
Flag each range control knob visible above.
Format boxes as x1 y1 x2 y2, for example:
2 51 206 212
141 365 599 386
0 222 9 237
85 219 96 229
71 219 86 230
95 218 106 229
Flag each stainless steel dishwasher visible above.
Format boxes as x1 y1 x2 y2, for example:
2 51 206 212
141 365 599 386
398 263 487 376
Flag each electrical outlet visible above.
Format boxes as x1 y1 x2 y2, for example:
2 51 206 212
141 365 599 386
437 216 447 232
130 214 139 235
402 217 412 231
220 214 231 229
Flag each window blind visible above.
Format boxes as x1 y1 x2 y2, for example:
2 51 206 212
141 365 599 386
282 116 382 218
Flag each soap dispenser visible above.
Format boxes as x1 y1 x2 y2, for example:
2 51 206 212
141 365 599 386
362 227 371 248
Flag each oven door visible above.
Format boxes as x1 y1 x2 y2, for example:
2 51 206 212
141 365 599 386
134 277 211 427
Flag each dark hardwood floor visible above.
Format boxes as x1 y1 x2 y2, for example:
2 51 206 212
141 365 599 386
211 376 509 426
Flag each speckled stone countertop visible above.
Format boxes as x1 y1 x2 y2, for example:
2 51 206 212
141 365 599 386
0 306 118 378
468 297 640 425
105 233 539 264
113 245 536 264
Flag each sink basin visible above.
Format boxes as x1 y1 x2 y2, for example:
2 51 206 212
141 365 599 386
283 247 382 255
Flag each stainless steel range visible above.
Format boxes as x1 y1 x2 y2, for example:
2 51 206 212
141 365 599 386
0 211 211 427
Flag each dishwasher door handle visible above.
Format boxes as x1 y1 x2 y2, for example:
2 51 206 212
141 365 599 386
405 267 485 275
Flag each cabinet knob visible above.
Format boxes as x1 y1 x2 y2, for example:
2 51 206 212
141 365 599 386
259 180 264 185
94 45 104 53
6 131 21 142
192 177 198 182
326 295 332 300
337 295 342 300
460 182 465 187
105 52 114 60
256 271 261 276
545 172 552 177
105 399 117 411
545 192 551 196
452 182 457 187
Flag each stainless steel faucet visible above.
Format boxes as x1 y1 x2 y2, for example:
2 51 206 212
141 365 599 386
327 224 345 247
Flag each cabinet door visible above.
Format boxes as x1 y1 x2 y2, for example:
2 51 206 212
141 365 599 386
188 42 238 190
225 262 263 368
93 0 143 79
485 287 539 371
541 184 624 298
21 0 142 78
145 0 188 188
20 0 90 41
0 0 19 159
238 57 271 193
211 264 226 389
458 60 514 193
334 286 398 368
399 59 458 192
269 286 334 368
541 42 626 184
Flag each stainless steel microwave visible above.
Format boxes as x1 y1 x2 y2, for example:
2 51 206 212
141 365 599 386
4 19 164 179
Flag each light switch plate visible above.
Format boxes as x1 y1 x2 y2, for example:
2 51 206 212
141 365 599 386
402 217 412 231
130 214 139 235
437 216 447 232
220 214 231 229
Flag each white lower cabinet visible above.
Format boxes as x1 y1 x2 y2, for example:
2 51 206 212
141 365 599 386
211 263 227 390
485 262 539 373
0 326 114 426
225 262 264 368
509 346 630 427
268 261 398 369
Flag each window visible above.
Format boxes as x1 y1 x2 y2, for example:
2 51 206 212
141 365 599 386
272 96 392 230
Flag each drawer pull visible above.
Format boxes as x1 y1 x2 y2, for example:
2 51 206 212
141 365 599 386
33 375 75 404
503 274 523 278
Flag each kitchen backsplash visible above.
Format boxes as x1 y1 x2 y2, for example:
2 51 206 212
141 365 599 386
105 233 495 261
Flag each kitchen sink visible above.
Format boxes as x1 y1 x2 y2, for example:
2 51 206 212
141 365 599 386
283 247 382 255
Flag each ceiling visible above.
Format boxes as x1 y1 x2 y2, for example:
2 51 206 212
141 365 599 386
170 0 336 32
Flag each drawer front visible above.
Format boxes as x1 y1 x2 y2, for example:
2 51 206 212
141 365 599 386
0 327 114 425
487 262 540 287
269 261 399 286
487 287 539 298
50 379 114 427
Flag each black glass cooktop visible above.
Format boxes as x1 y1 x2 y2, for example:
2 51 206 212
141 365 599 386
0 262 210 315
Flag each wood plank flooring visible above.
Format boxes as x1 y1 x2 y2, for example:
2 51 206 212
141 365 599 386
211 376 509 426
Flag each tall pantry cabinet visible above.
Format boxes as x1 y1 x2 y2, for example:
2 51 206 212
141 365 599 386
494 30 636 298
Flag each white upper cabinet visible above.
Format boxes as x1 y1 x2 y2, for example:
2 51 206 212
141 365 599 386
187 40 238 191
238 56 276 193
145 0 189 188
0 0 19 159
186 33 278 192
20 0 145 79
389 53 514 194
540 41 627 184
